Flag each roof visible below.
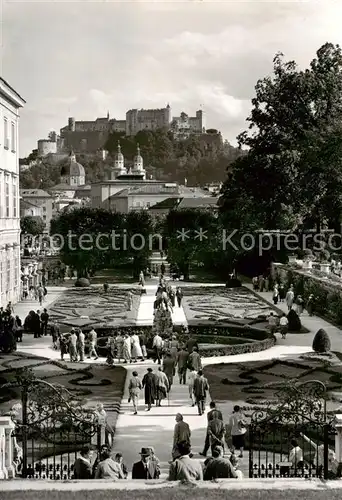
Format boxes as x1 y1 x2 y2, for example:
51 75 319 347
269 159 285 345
20 189 51 198
60 152 85 178
20 200 41 210
149 198 181 210
50 183 78 191
178 197 218 209
0 77 26 106
107 184 182 199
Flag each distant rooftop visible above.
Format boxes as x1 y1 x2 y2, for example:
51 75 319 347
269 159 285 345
20 189 51 198
0 77 26 104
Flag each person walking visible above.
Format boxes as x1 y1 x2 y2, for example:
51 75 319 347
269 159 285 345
87 328 98 360
37 285 44 306
69 329 78 362
40 308 49 336
77 328 85 362
115 332 124 363
128 370 142 415
272 284 279 305
188 368 197 406
122 334 132 363
177 346 189 384
131 333 143 362
286 286 295 311
229 405 247 458
176 287 183 307
279 313 289 339
193 370 209 416
200 402 223 457
163 352 176 388
142 367 157 411
155 367 169 407
188 347 202 372
50 320 60 349
172 413 191 460
295 295 304 315
139 331 147 359
152 333 163 365
306 294 315 316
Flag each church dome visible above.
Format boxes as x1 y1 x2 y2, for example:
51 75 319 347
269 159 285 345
60 151 85 178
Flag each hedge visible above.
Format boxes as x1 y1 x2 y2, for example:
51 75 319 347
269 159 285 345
273 264 342 325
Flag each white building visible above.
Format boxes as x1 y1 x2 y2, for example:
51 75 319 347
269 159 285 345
0 78 25 306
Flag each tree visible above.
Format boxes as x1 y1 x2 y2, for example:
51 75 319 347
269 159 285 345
163 208 220 280
125 211 154 278
50 207 124 279
220 43 342 232
20 216 45 236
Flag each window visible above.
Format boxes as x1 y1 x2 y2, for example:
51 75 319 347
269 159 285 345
11 122 16 152
5 175 10 217
3 118 8 149
12 177 17 218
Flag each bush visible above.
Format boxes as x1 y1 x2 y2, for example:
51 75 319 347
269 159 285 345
75 278 90 287
287 309 302 332
312 328 331 353
225 278 242 288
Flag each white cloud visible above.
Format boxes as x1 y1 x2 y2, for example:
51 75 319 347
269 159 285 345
2 0 342 155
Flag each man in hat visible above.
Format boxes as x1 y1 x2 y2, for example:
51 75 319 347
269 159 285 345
132 447 159 479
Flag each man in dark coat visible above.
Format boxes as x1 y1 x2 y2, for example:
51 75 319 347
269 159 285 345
193 370 209 416
132 448 159 479
176 346 189 384
142 368 156 411
200 401 223 457
163 352 176 388
73 447 93 479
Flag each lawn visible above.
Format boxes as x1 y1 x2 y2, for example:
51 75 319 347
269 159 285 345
1 488 341 500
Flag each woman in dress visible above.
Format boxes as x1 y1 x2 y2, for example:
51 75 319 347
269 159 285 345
272 284 279 305
169 335 179 362
115 332 124 363
131 333 143 362
122 334 132 363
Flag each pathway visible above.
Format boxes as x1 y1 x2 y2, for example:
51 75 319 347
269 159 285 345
245 284 342 351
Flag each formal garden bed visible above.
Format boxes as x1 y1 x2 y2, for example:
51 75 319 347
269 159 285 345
0 352 126 415
45 286 141 328
182 286 276 326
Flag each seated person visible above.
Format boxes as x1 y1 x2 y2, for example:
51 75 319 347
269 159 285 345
94 449 125 479
73 447 93 479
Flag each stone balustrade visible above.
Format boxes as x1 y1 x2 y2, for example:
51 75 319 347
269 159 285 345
0 417 15 479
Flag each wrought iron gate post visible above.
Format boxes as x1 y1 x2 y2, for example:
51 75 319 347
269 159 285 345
21 384 28 478
323 424 329 481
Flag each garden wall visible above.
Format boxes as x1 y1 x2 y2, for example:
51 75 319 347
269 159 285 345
273 263 342 326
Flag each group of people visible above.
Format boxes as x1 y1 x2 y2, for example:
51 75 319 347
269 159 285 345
73 402 247 482
0 302 22 352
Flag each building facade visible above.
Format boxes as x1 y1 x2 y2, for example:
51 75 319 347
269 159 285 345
20 189 53 232
0 78 25 306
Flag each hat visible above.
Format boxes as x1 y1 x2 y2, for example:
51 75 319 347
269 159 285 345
139 447 151 456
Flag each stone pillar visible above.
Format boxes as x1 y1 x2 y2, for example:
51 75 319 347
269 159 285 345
0 417 16 479
333 414 342 462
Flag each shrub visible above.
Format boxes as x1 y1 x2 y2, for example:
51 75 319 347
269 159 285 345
312 328 331 353
75 278 90 287
225 278 242 288
287 309 302 332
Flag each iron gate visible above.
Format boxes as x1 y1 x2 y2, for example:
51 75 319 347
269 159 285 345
248 380 335 479
6 369 102 479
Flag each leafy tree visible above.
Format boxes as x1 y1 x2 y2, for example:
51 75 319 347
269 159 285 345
50 207 124 279
220 43 342 232
125 211 154 278
20 216 45 236
163 208 220 280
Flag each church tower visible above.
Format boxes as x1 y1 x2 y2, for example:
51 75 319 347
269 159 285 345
110 141 126 179
132 143 146 179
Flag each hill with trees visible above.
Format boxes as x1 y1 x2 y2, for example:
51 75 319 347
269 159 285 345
19 130 243 190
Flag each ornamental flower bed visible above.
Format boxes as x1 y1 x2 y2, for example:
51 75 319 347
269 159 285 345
182 286 275 325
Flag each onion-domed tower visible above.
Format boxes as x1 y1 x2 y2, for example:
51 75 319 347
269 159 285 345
132 143 146 179
110 141 126 179
60 150 85 186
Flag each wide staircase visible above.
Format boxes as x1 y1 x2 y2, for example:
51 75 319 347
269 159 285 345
149 251 170 277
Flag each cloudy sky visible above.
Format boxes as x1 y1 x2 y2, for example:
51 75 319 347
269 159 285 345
2 0 342 156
